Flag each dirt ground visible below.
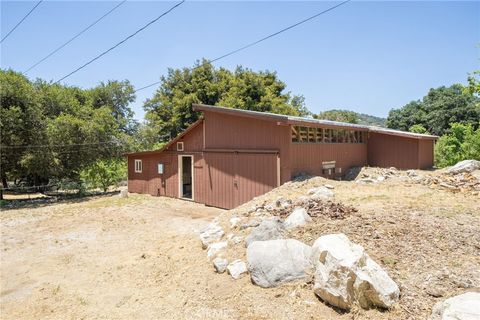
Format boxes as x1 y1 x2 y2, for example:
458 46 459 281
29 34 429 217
1 170 479 319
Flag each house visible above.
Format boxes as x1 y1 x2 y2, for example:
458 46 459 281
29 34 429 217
126 104 437 209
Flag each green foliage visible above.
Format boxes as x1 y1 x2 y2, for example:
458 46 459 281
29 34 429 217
143 60 310 141
356 113 386 127
316 109 358 123
80 159 126 192
435 123 480 168
315 109 386 126
0 69 136 187
386 84 480 136
409 124 429 134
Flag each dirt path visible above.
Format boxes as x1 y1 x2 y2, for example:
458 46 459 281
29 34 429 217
1 194 341 320
2 175 479 320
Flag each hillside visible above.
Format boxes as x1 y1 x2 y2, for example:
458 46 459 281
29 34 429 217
356 112 386 127
317 109 386 127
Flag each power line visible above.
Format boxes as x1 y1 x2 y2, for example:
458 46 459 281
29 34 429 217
1 0 44 44
134 0 351 93
54 0 185 84
0 141 122 149
24 0 127 73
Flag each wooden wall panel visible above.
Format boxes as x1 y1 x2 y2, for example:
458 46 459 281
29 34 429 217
418 139 434 169
367 133 420 169
289 143 367 178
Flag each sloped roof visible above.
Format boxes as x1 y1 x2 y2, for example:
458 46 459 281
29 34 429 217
192 104 438 140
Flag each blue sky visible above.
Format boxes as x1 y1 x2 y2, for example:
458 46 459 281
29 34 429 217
1 1 479 120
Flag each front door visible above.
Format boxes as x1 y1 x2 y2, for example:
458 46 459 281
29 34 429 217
179 155 193 199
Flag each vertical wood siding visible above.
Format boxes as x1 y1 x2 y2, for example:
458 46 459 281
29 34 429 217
203 111 291 184
289 143 367 178
203 152 278 209
418 139 434 169
367 132 420 169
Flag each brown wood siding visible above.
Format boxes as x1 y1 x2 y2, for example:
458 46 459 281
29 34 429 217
418 139 434 169
203 111 291 184
289 143 367 178
203 152 278 209
367 132 420 169
164 122 204 152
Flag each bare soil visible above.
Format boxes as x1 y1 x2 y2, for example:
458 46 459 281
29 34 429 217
1 169 479 319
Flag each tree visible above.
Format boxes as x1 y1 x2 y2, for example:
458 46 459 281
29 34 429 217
435 123 480 167
409 124 429 134
386 84 480 136
0 69 135 187
80 159 126 192
143 60 309 144
316 109 358 123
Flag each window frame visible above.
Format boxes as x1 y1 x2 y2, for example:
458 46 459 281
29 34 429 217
177 141 184 151
158 163 164 174
134 159 142 173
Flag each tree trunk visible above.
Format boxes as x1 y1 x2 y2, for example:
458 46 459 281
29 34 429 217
2 176 7 189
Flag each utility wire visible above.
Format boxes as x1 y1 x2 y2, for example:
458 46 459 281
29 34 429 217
55 0 185 84
24 0 127 73
0 141 122 149
134 0 351 93
1 0 44 43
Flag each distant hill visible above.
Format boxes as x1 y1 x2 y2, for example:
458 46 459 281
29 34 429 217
316 109 386 127
356 113 386 127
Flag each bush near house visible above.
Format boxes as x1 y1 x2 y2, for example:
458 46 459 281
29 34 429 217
80 159 126 192
435 123 480 168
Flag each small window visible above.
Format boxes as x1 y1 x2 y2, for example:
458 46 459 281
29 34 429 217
158 163 164 174
177 142 184 151
134 159 142 173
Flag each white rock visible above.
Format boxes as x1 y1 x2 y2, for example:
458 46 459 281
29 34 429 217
283 207 312 230
406 169 417 177
245 217 285 247
323 184 335 189
356 178 377 184
207 241 227 259
247 239 313 288
227 260 248 279
213 257 228 274
446 160 480 174
312 233 399 310
230 217 241 229
307 187 334 199
118 189 128 198
199 223 225 249
376 176 386 182
431 292 480 320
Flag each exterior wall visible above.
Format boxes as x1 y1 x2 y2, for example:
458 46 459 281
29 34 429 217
418 139 434 169
289 143 367 178
202 152 278 209
203 111 291 183
128 122 205 200
367 132 420 169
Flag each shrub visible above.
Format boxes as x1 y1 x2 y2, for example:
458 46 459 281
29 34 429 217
80 159 126 192
435 123 480 168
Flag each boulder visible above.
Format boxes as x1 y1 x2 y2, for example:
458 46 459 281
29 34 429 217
199 223 225 249
247 239 313 288
245 217 285 247
118 189 128 198
446 160 480 174
227 260 248 279
207 241 227 259
312 233 399 310
283 207 312 230
308 187 334 199
213 257 228 274
430 292 480 320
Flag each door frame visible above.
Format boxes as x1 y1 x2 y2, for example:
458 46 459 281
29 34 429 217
178 155 194 200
